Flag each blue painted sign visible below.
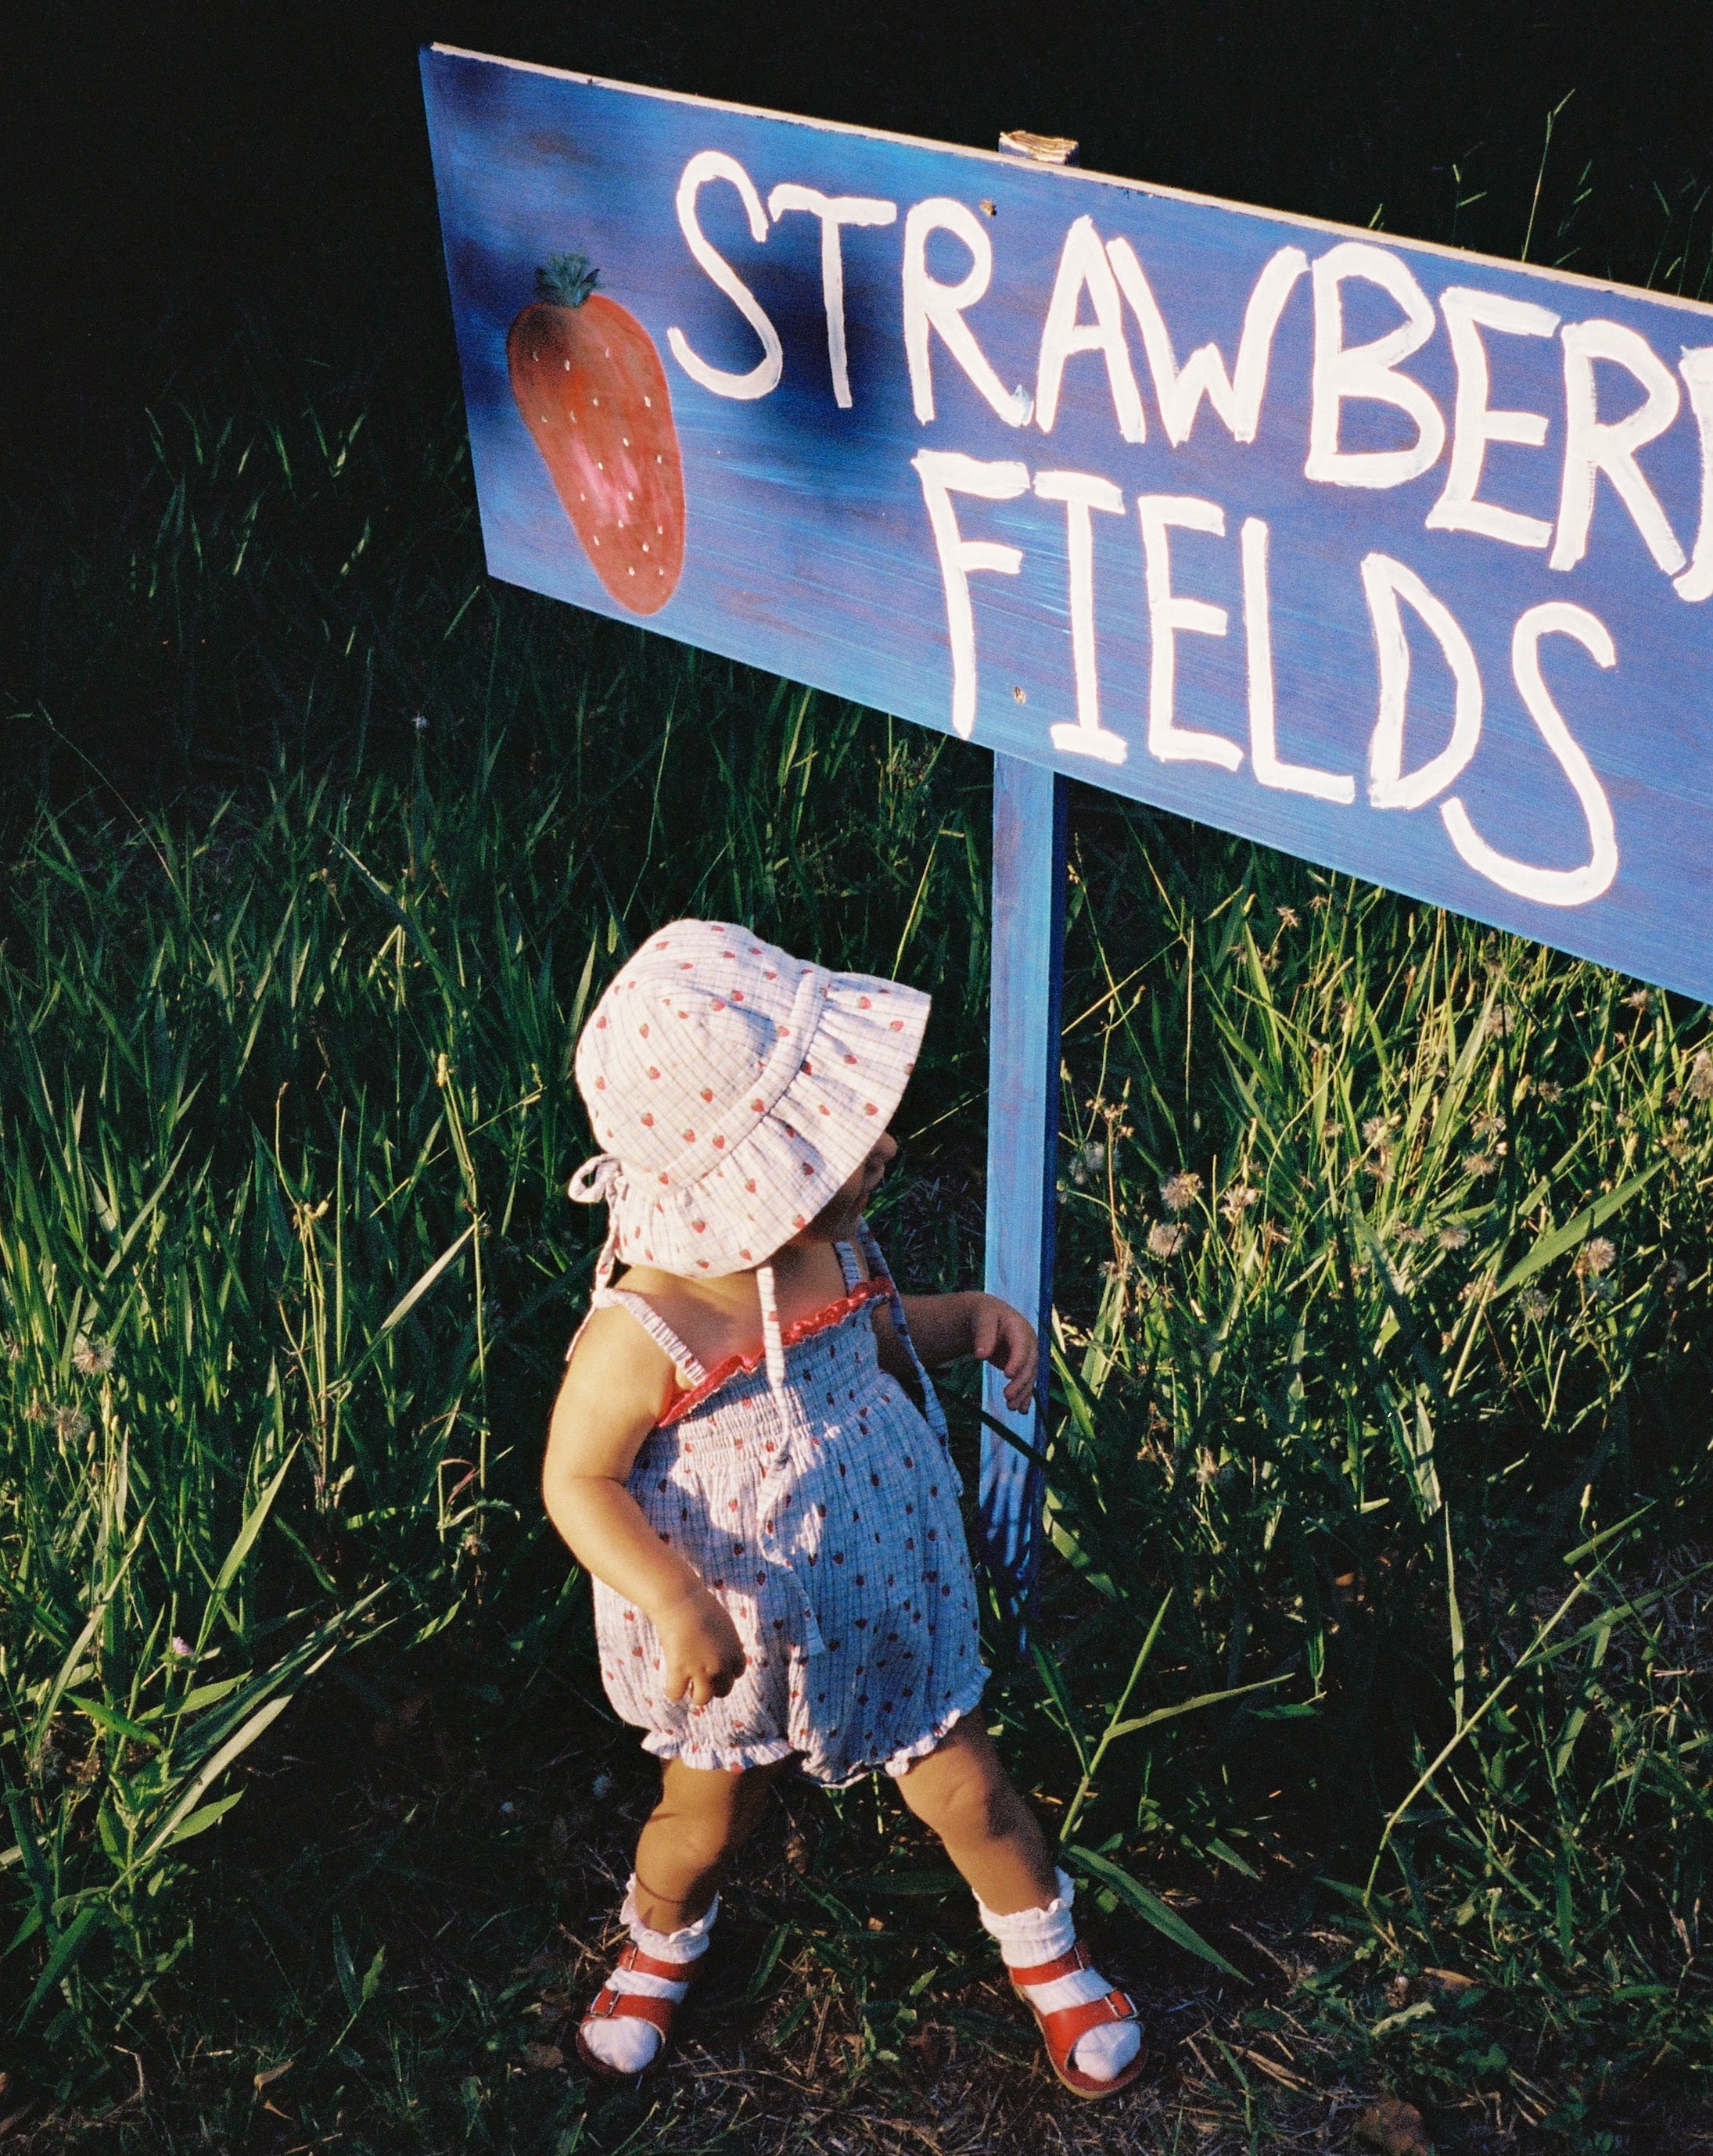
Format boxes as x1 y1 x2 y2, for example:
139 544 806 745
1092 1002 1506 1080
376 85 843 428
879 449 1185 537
423 43 1713 1001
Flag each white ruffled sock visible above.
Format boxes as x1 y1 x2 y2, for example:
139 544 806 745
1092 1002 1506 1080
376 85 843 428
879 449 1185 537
578 1878 717 2074
978 1867 1140 2082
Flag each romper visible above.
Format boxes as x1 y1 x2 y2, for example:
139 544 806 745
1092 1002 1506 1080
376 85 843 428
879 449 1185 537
582 1224 988 1786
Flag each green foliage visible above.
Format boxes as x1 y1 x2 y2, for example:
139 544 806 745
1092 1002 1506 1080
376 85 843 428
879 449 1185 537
2 339 1712 2143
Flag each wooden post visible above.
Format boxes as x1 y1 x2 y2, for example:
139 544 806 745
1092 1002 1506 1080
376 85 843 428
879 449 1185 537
979 755 1068 1634
977 127 1077 1640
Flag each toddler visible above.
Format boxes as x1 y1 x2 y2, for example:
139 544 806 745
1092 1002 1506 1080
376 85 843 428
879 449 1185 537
543 920 1142 2099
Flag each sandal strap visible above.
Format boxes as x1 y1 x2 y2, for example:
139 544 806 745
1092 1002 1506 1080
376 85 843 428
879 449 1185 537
615 1941 701 1983
586 1986 677 2033
1008 1939 1094 1987
1018 1982 1139 2062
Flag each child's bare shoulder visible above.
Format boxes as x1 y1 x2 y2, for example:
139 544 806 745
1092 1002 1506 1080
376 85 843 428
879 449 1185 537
563 1301 676 1398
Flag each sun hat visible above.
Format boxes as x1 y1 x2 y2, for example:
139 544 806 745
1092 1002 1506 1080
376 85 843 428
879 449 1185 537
568 920 930 1281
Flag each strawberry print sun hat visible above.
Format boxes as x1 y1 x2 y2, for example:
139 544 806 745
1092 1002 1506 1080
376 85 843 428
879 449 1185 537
568 920 929 1281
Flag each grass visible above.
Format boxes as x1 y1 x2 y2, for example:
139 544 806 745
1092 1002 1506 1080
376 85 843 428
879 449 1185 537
2 319 1712 2152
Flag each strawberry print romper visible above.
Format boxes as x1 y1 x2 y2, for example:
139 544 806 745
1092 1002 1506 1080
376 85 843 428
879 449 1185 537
589 1224 987 1785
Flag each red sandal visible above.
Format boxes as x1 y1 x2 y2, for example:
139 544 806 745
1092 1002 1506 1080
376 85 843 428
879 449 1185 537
574 1940 703 2080
1009 1940 1146 2100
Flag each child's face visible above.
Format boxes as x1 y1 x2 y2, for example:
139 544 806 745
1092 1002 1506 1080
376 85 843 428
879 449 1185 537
792 1129 897 1242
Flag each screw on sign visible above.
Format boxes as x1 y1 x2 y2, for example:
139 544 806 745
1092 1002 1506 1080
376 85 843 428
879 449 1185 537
506 252 687 614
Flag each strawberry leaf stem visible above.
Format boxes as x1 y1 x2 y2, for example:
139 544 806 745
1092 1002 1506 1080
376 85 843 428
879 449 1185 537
536 252 600 308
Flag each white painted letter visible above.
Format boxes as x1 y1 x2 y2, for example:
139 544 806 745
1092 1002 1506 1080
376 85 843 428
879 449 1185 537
1137 496 1241 771
1306 242 1446 490
1034 217 1146 442
1034 469 1129 765
1441 604 1618 906
903 199 1033 427
1241 518 1356 803
1107 240 1306 447
667 150 783 400
1671 346 1713 601
1426 286 1560 548
912 450 1031 738
766 185 898 409
1361 552 1482 808
1551 319 1685 574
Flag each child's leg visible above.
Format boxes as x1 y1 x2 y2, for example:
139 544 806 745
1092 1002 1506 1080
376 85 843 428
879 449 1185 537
632 1756 785 1928
892 1720 1056 1911
580 1756 786 2077
896 1723 1142 2090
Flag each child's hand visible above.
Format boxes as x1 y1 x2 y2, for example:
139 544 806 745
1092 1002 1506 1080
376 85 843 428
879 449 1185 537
656 1584 747 1708
971 1295 1039 1412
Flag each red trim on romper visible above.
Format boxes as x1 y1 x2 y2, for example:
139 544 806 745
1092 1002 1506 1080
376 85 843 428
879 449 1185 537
656 1275 894 1427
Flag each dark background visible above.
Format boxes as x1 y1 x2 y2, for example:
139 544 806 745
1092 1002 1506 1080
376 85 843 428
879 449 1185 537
4 1 1711 515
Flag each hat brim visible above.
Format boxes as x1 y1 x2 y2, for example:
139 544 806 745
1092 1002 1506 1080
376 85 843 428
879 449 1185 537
608 970 929 1276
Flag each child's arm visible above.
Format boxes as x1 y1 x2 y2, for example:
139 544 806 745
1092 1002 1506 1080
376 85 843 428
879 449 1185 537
543 1309 747 1707
889 1290 1039 1412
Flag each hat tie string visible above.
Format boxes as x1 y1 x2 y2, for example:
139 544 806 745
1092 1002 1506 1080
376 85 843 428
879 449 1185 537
568 1151 627 1291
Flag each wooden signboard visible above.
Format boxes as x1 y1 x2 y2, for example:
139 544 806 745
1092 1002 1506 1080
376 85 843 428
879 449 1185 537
422 44 1713 1623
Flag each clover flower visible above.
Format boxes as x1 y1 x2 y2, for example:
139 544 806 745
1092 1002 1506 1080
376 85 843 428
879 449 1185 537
1158 1171 1203 1213
1147 1221 1189 1260
72 1334 115 1378
169 1634 193 1660
1575 1236 1617 1279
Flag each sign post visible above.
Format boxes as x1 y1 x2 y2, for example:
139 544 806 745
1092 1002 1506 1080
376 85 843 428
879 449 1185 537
982 755 1068 1630
422 44 1713 1623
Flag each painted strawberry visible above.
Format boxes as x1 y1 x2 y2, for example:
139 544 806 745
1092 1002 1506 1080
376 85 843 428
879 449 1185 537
507 252 685 615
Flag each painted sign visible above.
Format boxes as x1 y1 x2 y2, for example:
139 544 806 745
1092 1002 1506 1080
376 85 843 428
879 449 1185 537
422 44 1713 1001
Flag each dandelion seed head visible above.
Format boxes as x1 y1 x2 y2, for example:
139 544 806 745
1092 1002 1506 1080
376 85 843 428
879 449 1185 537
1575 1236 1617 1279
1685 1049 1713 1105
1462 1152 1497 1177
1623 988 1653 1014
1147 1221 1189 1261
1361 1116 1390 1148
1159 1171 1203 1213
53 1404 92 1442
1438 1225 1470 1252
1395 1224 1428 1246
72 1334 114 1377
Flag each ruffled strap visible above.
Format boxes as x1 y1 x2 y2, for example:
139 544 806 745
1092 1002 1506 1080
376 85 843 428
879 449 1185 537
857 1221 950 1447
593 1287 709 1388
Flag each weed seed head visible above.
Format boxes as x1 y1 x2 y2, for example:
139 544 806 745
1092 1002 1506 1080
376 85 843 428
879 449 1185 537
1147 1221 1189 1260
1219 1182 1259 1221
1159 1171 1202 1213
1438 1225 1470 1251
1575 1236 1617 1279
1685 1049 1713 1104
1518 1288 1551 1322
54 1404 92 1442
72 1333 115 1377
